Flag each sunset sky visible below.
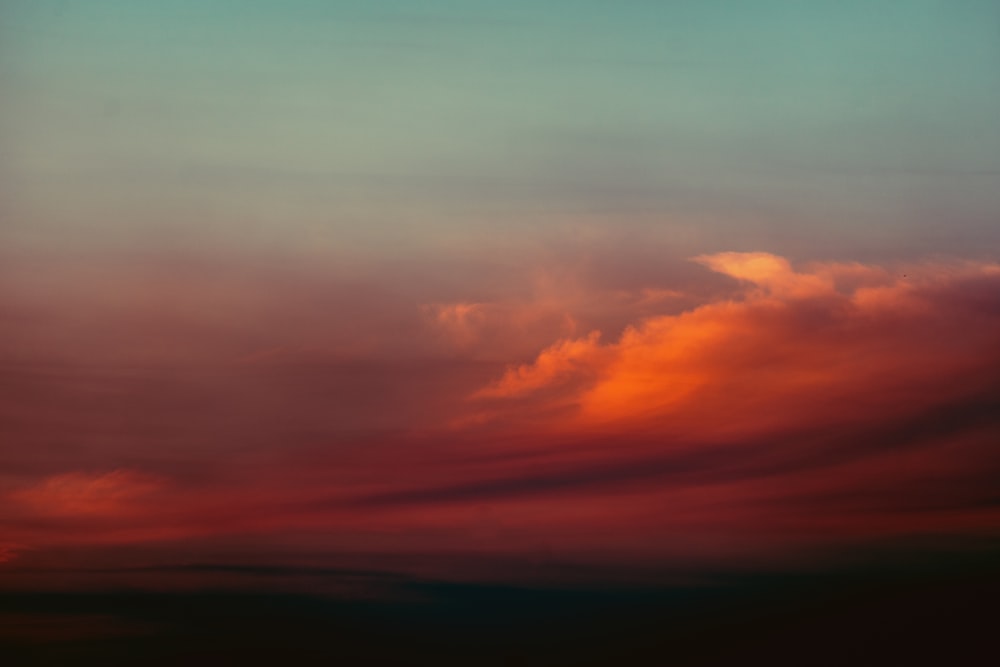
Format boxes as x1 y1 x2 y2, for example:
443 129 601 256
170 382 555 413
2 2 999 663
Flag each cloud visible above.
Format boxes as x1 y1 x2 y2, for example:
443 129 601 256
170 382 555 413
475 252 1000 434
474 331 605 398
425 302 489 348
420 268 590 359
423 271 686 362
693 251 833 297
10 470 163 518
1 251 998 581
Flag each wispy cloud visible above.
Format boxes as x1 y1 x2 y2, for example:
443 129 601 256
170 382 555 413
10 470 164 518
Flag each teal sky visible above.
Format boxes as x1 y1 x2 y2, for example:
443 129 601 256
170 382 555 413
2 0 999 260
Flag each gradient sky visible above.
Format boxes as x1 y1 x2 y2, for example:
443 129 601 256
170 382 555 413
2 0 1000 596
4 0 1000 258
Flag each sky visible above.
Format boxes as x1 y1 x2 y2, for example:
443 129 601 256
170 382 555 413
1 1 1000 661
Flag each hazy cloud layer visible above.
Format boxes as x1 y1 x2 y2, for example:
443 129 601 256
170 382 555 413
2 251 998 584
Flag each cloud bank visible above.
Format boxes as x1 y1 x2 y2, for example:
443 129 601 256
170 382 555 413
1 251 998 584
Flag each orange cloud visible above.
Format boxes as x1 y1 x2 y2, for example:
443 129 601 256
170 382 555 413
474 331 606 398
693 251 834 298
475 252 1000 434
